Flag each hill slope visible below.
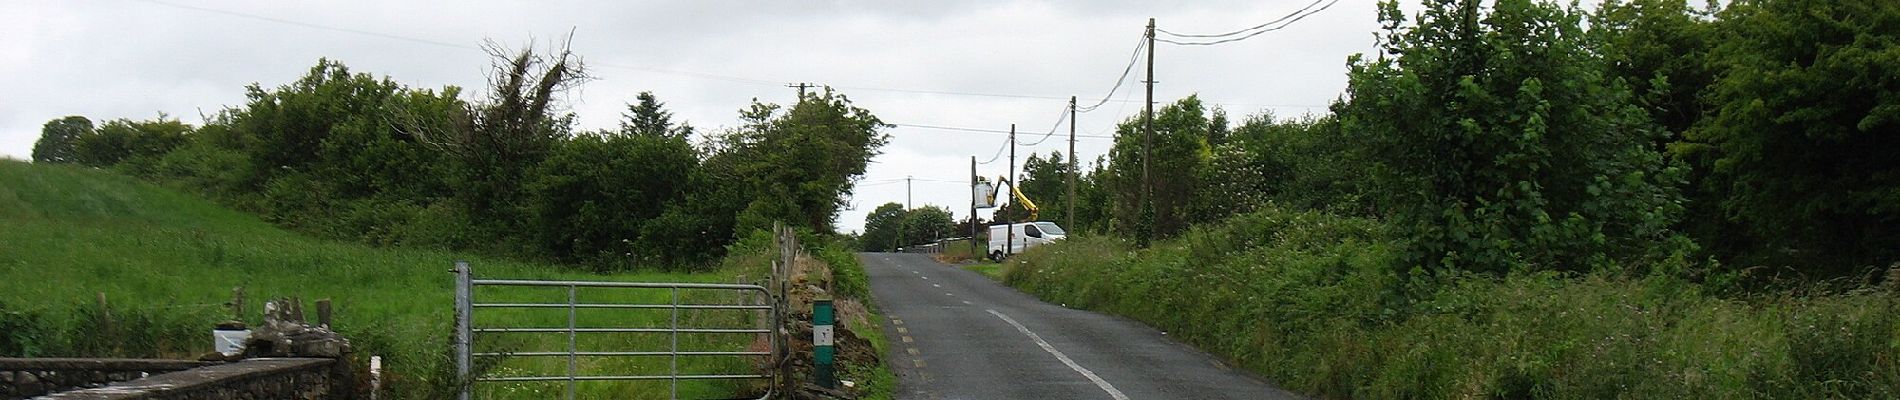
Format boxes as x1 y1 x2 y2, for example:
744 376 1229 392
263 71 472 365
0 160 765 398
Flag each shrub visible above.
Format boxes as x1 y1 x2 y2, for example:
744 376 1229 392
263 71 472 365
1006 205 1900 398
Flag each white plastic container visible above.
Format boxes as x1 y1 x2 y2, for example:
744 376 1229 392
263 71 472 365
213 329 251 356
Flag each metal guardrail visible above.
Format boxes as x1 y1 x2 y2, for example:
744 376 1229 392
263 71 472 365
453 261 777 400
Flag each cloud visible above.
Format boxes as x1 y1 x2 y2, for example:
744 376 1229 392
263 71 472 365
0 0 1390 233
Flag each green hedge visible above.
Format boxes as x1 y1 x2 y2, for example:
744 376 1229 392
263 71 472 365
1004 206 1900 399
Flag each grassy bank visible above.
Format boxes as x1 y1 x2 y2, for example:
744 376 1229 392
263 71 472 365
0 161 770 399
933 239 982 264
1003 207 1900 399
811 245 895 399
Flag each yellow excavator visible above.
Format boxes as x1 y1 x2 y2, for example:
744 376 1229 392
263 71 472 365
987 176 1038 222
985 176 1067 261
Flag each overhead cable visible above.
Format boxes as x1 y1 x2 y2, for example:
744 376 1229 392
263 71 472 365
1076 34 1149 113
1154 0 1325 38
1019 107 1074 146
1154 0 1341 46
888 123 1112 139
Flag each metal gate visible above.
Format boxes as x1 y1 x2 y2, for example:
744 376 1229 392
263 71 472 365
452 261 779 400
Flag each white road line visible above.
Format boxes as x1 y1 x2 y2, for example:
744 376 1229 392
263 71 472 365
932 283 942 288
986 309 1130 400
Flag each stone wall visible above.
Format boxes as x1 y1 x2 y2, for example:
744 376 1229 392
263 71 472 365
0 358 214 399
32 358 336 400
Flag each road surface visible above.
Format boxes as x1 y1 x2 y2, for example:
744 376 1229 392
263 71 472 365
861 252 1301 400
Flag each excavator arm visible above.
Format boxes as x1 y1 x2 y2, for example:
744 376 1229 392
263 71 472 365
987 176 1039 222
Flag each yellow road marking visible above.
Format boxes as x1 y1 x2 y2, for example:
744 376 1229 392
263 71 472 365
891 319 904 325
907 348 920 356
913 359 926 368
901 336 914 343
896 327 908 334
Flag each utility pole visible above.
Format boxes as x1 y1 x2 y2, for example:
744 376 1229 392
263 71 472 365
896 176 911 252
1142 17 1157 242
1006 124 1016 258
787 82 814 102
970 156 978 258
1068 96 1078 232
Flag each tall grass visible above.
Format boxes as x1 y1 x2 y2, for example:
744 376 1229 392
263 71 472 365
0 161 771 399
1003 206 1900 399
934 238 982 263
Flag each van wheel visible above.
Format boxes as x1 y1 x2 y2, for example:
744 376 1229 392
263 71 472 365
989 251 1004 262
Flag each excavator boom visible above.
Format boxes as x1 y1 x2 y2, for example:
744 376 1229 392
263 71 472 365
988 176 1039 222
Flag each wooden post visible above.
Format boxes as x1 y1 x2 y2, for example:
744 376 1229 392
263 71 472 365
96 292 115 353
231 287 245 321
316 299 333 328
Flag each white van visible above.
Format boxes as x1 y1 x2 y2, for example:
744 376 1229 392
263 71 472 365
988 221 1067 261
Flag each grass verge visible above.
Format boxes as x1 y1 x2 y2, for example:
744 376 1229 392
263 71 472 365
962 262 1005 281
810 240 895 399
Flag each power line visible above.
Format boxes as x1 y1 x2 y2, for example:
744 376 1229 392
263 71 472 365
1155 0 1326 38
144 0 1326 110
1018 107 1073 146
1154 0 1341 46
1076 33 1149 113
976 140 1009 165
866 177 964 184
888 123 1112 139
144 0 481 51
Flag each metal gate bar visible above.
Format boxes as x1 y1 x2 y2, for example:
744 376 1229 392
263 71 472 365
453 261 777 400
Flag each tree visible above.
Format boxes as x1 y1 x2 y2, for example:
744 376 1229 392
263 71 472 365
1072 157 1114 234
73 117 190 169
1590 0 1720 142
707 88 890 234
858 203 958 251
1206 113 1385 219
412 44 589 240
901 206 957 247
527 132 697 269
621 91 694 140
859 202 907 251
237 59 407 183
1207 107 1233 148
32 116 91 164
1195 113 1289 222
1104 95 1212 241
1687 0 1900 275
1589 0 1743 271
1337 0 1687 275
219 58 462 241
996 152 1067 224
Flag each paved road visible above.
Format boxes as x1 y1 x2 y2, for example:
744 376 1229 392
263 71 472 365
861 252 1301 400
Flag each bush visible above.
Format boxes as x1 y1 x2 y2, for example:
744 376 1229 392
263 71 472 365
1005 205 1900 399
525 133 698 270
813 238 869 300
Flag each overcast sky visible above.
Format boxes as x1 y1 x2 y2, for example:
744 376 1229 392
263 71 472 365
1 0 1402 234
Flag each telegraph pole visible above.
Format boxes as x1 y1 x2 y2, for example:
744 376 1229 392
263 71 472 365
897 175 910 252
1067 96 1078 232
1142 17 1157 242
787 82 814 101
970 156 978 257
1006 124 1016 257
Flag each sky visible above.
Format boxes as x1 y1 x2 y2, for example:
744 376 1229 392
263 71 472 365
0 0 1397 234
